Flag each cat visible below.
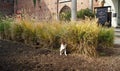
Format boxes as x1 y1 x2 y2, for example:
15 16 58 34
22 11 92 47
60 42 67 56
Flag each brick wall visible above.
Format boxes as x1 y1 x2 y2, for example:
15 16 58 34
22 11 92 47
0 0 100 20
0 0 14 15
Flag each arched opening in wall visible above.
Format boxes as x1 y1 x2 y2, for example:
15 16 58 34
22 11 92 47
59 5 71 21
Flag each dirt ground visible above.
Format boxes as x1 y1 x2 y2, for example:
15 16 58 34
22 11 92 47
0 39 120 71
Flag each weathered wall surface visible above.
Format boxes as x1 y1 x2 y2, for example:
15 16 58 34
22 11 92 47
0 0 14 15
14 0 56 20
0 0 100 20
14 0 94 20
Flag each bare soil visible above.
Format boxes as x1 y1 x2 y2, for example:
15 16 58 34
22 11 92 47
0 39 120 71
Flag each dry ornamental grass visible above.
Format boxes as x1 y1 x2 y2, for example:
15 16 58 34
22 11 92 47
0 17 114 57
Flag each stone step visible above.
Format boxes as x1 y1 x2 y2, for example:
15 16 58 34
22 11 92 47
115 28 120 32
114 28 120 37
115 32 120 37
114 28 120 45
114 37 120 45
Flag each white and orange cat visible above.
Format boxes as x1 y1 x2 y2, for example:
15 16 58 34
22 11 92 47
60 41 67 56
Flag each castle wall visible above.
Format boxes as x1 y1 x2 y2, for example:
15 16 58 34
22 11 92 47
14 0 92 20
0 0 14 15
0 0 100 20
